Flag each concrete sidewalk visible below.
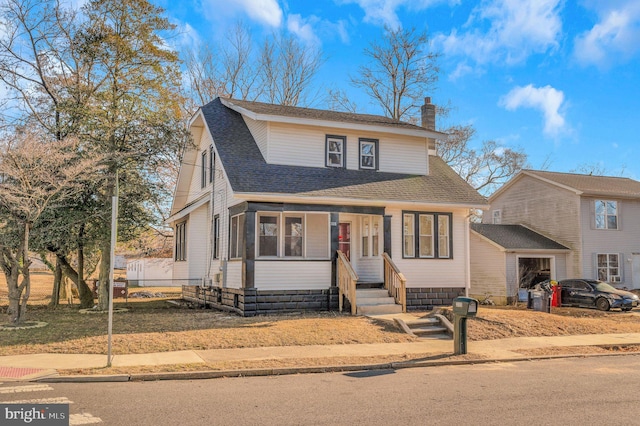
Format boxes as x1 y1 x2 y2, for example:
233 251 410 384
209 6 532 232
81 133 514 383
2 333 640 382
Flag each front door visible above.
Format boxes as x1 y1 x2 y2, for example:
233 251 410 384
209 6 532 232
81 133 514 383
338 222 351 260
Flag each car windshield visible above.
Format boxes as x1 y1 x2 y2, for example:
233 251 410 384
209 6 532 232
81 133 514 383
595 282 617 292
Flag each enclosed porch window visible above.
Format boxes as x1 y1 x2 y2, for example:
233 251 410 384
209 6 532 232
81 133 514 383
257 212 329 259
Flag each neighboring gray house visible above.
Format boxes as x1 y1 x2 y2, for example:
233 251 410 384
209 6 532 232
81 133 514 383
478 170 640 296
167 97 487 316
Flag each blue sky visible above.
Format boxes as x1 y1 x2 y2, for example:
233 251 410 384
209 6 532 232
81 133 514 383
158 0 640 180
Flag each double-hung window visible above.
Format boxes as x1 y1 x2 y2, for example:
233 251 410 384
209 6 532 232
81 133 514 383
213 215 220 259
403 212 452 259
209 146 215 184
200 150 207 188
359 138 378 170
597 253 621 283
595 200 618 229
258 215 279 257
175 221 187 261
326 135 345 168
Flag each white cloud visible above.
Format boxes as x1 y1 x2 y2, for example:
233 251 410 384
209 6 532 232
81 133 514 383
574 1 640 67
202 0 283 27
435 0 562 67
500 84 566 136
339 0 449 29
287 14 321 46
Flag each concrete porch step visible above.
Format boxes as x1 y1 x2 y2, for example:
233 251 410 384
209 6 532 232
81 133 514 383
394 314 453 340
412 326 448 335
357 303 403 315
356 289 390 299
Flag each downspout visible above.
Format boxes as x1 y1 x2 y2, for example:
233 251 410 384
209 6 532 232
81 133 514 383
465 212 472 297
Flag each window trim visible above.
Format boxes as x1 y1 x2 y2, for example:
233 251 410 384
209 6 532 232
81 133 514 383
595 200 618 230
402 211 453 259
255 212 329 260
358 138 379 170
175 221 187 261
258 213 280 257
326 135 346 168
596 253 621 283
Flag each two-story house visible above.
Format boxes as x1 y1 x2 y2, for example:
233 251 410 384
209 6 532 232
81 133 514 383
168 97 487 316
470 170 640 303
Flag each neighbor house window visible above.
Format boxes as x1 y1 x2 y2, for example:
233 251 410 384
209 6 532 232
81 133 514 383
326 135 345 168
595 200 618 229
229 214 244 259
213 215 220 259
597 253 621 283
359 138 378 170
201 150 207 188
256 212 328 259
175 221 187 261
361 216 381 257
492 210 502 224
403 211 452 259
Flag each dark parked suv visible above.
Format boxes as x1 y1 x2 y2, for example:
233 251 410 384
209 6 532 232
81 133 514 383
559 279 639 311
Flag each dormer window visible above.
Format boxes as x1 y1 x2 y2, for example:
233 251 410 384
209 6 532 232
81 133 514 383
326 135 345 168
359 138 378 170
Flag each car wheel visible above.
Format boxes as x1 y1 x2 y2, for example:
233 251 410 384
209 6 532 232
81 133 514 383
596 298 610 311
622 307 632 312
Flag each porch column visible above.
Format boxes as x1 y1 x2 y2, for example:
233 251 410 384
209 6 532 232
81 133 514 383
243 210 255 289
330 212 339 287
384 215 392 257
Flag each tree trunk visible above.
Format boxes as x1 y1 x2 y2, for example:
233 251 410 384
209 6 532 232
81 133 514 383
17 222 32 323
3 248 21 324
56 253 94 308
49 258 63 308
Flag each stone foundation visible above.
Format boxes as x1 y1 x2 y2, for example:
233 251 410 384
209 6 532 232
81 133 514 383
405 287 466 311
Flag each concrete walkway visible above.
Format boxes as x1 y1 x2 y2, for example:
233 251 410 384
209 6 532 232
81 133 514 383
1 333 640 382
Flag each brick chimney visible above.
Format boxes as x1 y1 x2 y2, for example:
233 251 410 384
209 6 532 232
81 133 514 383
421 97 436 130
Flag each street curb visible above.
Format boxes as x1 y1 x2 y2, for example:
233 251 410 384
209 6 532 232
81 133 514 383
34 351 640 383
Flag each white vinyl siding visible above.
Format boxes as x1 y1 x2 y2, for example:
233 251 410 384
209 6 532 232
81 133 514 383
187 204 209 280
225 261 242 289
306 213 330 258
242 116 268 160
186 131 214 205
389 206 469 288
266 122 428 175
469 232 507 301
255 261 332 290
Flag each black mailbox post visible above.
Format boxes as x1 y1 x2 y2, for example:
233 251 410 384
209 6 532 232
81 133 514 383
452 296 478 355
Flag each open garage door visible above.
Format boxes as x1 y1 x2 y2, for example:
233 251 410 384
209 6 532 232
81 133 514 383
519 257 551 289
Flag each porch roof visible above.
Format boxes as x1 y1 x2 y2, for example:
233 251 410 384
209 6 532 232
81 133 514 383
471 224 570 251
200 98 487 208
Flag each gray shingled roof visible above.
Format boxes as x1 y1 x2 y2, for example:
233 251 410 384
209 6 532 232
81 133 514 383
471 224 569 251
524 170 640 198
201 98 487 206
221 97 426 132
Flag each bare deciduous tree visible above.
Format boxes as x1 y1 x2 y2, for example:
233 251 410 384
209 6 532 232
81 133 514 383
0 130 101 323
351 26 439 121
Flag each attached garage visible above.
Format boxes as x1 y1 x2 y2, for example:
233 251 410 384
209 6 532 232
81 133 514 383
470 224 570 305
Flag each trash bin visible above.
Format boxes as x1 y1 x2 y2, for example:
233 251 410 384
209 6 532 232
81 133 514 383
528 289 551 313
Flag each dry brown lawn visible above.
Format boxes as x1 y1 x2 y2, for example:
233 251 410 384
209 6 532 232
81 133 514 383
3 272 640 376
